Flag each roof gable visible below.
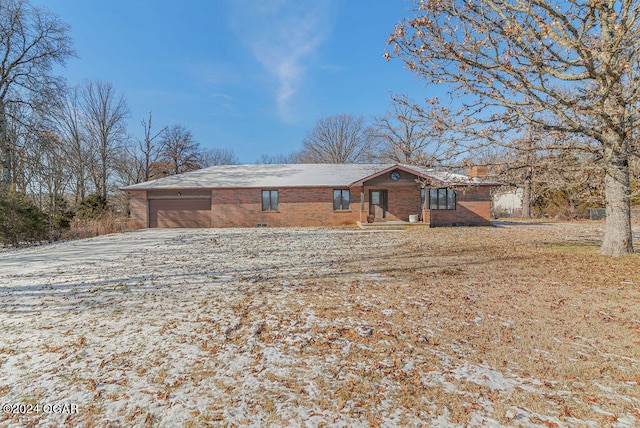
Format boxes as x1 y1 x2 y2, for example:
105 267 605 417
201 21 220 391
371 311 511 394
348 164 428 187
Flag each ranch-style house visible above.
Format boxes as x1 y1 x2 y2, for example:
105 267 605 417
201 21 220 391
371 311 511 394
121 163 497 228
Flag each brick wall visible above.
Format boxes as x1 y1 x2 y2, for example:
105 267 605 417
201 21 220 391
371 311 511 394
128 190 148 229
359 185 422 221
429 186 492 227
360 170 423 222
211 187 361 227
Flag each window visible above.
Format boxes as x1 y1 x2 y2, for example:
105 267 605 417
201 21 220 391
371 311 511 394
262 190 278 211
371 191 380 205
429 188 456 210
333 189 350 211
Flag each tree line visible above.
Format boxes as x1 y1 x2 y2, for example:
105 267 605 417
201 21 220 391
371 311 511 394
8 79 240 204
0 1 240 244
1 0 639 256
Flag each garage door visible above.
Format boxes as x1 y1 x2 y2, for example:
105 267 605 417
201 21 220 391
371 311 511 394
149 199 211 228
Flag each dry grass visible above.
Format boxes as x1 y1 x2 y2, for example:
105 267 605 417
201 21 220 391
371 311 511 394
1 222 639 426
229 222 640 426
65 212 133 240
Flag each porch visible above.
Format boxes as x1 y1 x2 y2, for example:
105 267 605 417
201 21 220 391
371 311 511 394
356 220 431 230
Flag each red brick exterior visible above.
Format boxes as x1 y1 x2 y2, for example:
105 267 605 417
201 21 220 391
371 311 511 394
359 173 423 222
126 171 494 228
211 187 361 227
429 186 492 227
128 190 148 229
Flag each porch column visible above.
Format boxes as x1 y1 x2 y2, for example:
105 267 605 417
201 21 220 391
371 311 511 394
360 185 365 223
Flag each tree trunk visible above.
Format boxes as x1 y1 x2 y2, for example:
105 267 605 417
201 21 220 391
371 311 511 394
0 106 11 189
600 153 634 256
0 138 10 189
100 143 108 200
521 168 532 219
76 174 85 204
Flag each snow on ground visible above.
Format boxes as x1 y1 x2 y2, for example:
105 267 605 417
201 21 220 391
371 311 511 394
0 227 637 427
0 228 408 427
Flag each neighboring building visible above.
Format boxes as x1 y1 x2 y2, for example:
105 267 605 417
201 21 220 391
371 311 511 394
492 187 524 218
121 163 498 228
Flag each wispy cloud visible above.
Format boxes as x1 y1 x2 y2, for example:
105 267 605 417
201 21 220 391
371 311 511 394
230 0 335 122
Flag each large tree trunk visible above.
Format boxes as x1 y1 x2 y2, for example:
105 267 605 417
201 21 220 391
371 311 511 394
76 174 86 204
600 152 634 256
0 139 10 189
521 168 532 219
0 106 11 189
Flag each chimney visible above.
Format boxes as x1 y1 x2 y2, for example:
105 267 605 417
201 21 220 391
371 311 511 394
467 165 488 179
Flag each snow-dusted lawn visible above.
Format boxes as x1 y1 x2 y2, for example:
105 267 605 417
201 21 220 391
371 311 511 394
0 228 406 427
1 225 639 427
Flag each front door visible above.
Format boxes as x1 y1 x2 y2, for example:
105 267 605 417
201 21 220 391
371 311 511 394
369 190 388 220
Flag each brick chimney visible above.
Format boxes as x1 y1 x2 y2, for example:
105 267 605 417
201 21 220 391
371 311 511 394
466 165 488 179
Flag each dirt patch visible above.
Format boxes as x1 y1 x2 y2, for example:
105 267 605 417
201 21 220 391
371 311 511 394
0 225 639 426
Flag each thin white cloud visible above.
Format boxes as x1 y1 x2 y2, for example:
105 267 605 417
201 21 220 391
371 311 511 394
230 0 335 122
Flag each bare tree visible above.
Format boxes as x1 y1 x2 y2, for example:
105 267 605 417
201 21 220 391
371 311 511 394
137 112 166 182
0 0 74 188
115 112 168 186
300 114 377 163
375 95 457 166
480 132 542 219
476 137 602 219
34 131 70 240
111 144 140 188
156 125 201 177
387 0 640 256
82 80 130 199
3 103 29 190
256 152 303 164
200 147 238 167
52 85 90 203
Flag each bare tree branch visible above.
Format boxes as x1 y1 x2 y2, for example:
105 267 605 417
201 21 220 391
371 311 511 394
81 80 130 199
300 114 377 163
0 0 74 188
387 0 640 256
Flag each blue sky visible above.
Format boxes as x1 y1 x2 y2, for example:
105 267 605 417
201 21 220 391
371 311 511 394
41 0 434 163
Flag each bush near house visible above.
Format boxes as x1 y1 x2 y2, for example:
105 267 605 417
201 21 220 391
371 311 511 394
75 194 108 219
530 177 604 220
531 189 592 220
0 187 47 246
63 193 132 240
